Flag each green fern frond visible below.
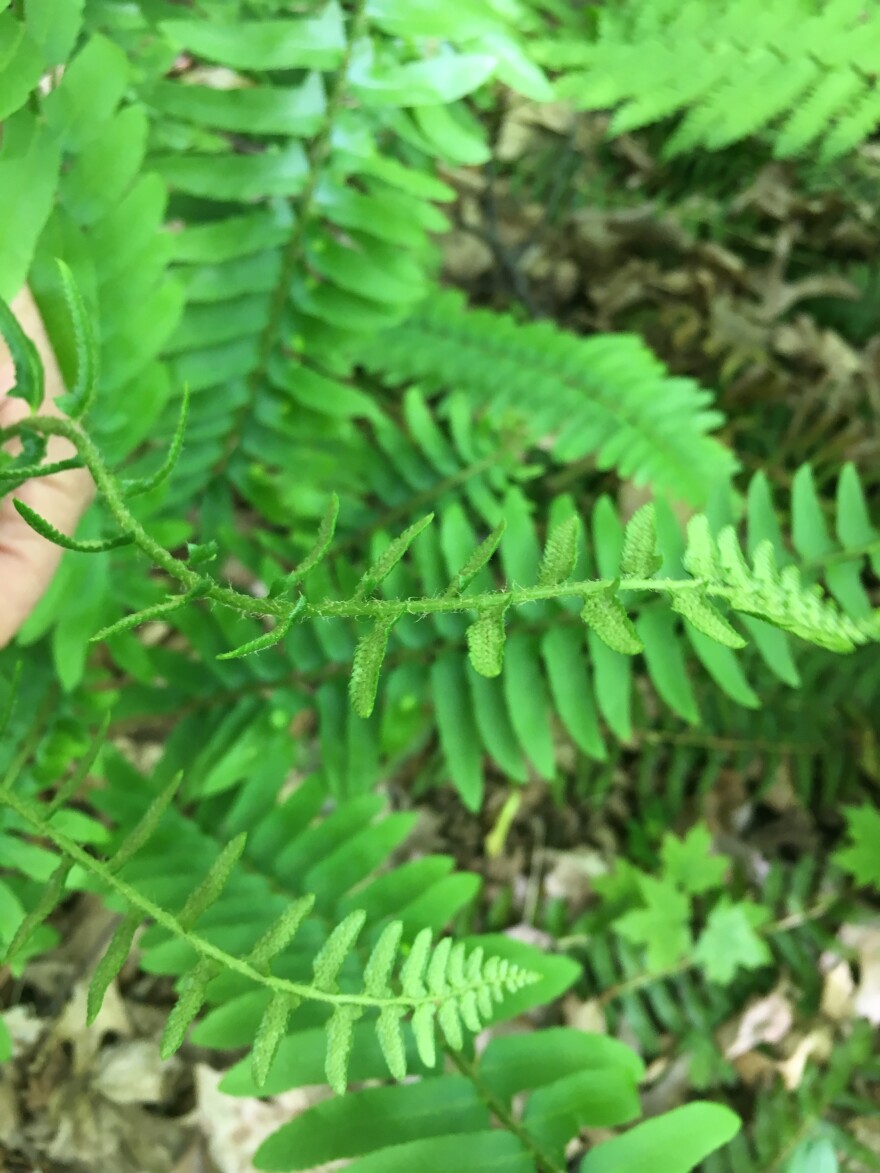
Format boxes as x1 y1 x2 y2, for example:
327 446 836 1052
356 289 736 506
232 1025 648 1172
538 0 880 162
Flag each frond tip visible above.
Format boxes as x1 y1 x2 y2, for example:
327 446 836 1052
684 515 880 653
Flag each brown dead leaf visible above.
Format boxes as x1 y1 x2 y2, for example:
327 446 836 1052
442 230 495 281
820 958 857 1021
542 847 608 908
193 1064 338 1173
496 96 575 161
182 66 252 91
851 1114 880 1163
840 923 880 1026
724 988 794 1060
776 1026 833 1091
563 994 608 1036
93 1038 171 1105
761 763 799 814
731 1049 778 1087
640 1054 694 1117
4 979 190 1171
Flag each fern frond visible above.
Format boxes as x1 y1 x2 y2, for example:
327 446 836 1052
0 777 538 1096
41 393 878 810
539 0 880 162
357 289 736 505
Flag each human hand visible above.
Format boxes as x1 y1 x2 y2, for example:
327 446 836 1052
0 287 95 647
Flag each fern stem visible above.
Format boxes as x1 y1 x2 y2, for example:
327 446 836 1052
13 415 203 589
805 536 880 572
2 416 713 616
446 1046 567 1173
636 727 826 757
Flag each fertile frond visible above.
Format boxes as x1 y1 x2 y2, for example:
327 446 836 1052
540 0 880 161
12 380 880 809
0 778 538 1098
356 289 736 505
684 515 880 653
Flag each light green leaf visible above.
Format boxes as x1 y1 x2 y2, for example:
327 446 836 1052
785 1137 839 1173
325 1004 362 1095
410 1002 437 1068
160 958 217 1058
694 899 771 985
350 612 398 718
430 652 485 810
160 5 345 71
355 515 434 598
637 607 700 723
351 51 497 106
252 992 296 1089
614 875 692 972
87 908 141 1024
580 1102 741 1173
248 896 316 971
0 293 44 410
538 515 579 586
525 1067 640 1159
177 834 248 930
620 503 661 578
466 605 507 678
312 910 367 992
661 826 728 895
363 921 403 996
834 805 880 889
376 1006 407 1080
400 928 432 998
26 0 83 64
445 519 506 596
672 591 746 649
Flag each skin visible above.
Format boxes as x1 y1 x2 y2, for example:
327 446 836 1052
0 287 94 647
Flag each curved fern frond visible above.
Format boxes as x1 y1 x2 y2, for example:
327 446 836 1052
356 289 737 505
538 0 880 162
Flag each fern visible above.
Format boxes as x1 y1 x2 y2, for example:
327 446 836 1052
3 8 878 1167
0 0 548 687
8 388 880 811
0 748 538 1096
0 700 739 1173
536 0 880 161
356 288 737 506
